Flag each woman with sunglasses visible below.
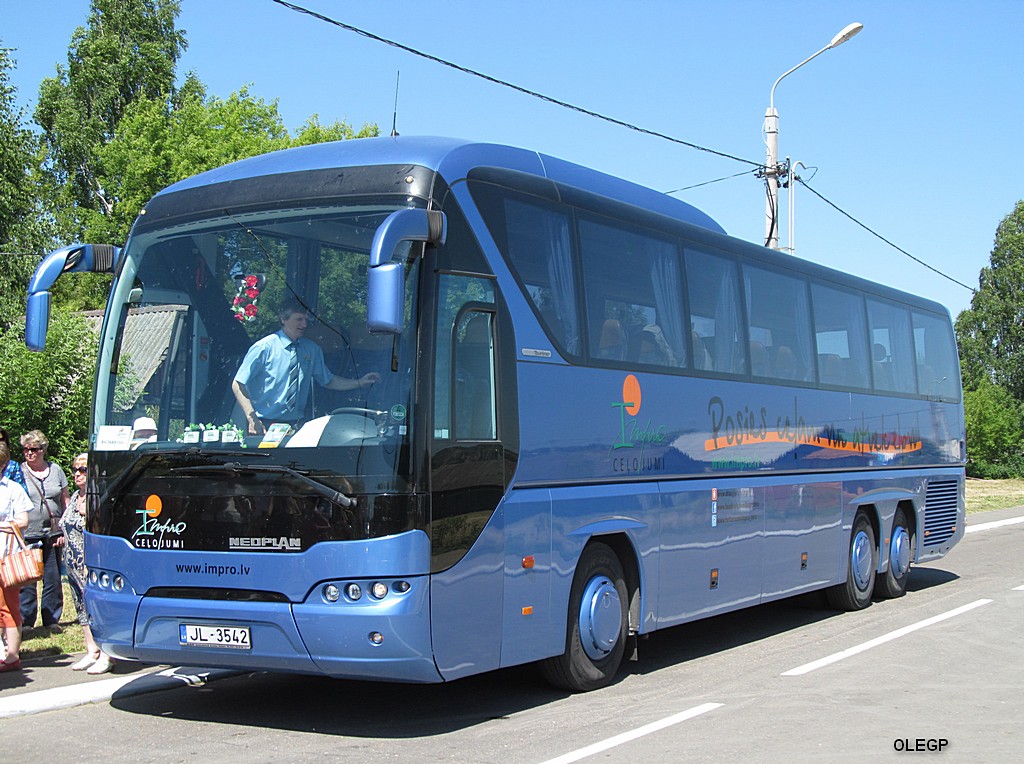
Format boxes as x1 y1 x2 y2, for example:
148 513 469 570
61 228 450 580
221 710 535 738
62 453 112 673
0 427 27 494
18 430 68 631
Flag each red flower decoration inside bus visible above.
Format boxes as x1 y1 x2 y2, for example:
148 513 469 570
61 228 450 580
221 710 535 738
232 275 261 322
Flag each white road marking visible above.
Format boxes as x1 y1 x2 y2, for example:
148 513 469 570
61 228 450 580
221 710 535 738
782 599 993 676
1013 585 1024 591
966 515 1024 534
538 702 723 764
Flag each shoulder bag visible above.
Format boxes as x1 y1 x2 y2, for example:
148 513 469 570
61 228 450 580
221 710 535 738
0 524 45 588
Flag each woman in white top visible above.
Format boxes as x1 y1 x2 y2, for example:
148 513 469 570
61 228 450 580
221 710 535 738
1 441 33 672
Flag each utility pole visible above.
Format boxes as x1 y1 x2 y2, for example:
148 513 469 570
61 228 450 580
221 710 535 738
763 22 863 250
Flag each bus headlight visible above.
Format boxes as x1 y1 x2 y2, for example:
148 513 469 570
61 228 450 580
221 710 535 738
370 582 388 599
345 583 362 601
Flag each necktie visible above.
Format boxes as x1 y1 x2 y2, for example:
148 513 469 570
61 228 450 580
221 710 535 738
285 342 300 412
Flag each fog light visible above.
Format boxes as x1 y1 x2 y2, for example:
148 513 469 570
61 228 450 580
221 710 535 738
345 583 362 601
393 580 410 594
370 582 388 599
369 631 384 645
324 584 340 602
100 573 111 589
112 575 125 592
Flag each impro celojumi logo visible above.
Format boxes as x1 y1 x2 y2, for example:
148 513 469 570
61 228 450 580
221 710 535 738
611 374 666 473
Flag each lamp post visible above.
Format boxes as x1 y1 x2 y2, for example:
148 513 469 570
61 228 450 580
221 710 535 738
763 22 863 250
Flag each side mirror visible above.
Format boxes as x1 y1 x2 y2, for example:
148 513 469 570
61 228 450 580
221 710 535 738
25 292 52 352
25 243 122 351
367 209 446 334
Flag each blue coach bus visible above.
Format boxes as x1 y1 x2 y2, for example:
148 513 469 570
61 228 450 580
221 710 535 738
25 137 964 691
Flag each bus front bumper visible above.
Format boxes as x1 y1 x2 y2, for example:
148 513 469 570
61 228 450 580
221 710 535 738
88 576 442 683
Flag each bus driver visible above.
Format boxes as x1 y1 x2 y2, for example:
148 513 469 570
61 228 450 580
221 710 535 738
232 299 380 435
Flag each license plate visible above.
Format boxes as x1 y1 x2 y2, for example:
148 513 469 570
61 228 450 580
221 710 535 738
179 623 251 650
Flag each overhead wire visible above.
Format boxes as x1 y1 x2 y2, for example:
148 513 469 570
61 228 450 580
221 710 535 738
271 0 971 293
663 169 757 194
797 179 976 293
270 0 761 168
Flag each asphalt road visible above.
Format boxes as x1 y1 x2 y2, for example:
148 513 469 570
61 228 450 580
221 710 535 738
2 507 1021 763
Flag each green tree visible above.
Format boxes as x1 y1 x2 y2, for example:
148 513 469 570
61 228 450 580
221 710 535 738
0 45 51 328
963 376 1024 478
956 200 1024 399
92 79 381 246
291 114 379 146
0 309 97 463
34 0 187 243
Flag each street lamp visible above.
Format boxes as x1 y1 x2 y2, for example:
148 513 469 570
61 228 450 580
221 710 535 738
763 22 863 250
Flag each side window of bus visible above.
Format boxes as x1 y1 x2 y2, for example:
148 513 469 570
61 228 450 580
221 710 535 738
454 309 497 439
434 275 497 441
684 248 747 375
479 194 581 358
742 265 814 383
811 283 871 389
867 299 916 395
912 311 959 400
578 217 687 370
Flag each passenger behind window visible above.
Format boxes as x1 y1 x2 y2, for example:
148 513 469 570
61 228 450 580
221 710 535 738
872 343 894 390
819 353 844 386
596 319 626 361
630 324 676 367
692 331 713 370
749 341 771 377
773 345 800 380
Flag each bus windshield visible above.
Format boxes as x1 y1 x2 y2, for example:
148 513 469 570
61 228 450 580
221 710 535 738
91 199 423 543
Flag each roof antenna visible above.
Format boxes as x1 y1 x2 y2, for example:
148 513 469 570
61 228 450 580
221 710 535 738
390 71 400 138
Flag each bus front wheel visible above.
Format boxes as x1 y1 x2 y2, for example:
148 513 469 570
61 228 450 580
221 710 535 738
541 542 628 692
826 512 877 611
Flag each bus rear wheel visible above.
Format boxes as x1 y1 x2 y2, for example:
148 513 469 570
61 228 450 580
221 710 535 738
541 542 628 692
875 507 914 599
826 512 877 611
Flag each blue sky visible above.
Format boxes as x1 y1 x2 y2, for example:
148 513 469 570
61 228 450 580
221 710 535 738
3 1 1022 320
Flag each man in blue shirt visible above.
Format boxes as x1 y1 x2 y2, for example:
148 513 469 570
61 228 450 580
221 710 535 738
232 300 380 435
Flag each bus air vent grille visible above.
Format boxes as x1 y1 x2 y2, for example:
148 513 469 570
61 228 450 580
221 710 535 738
923 480 959 546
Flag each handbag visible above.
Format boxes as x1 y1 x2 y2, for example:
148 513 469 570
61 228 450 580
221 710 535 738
0 524 44 588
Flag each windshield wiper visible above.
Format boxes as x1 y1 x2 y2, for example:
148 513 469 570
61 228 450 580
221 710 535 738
171 462 356 508
96 448 270 508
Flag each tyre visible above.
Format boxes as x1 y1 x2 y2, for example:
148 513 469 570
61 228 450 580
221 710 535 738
825 512 877 611
541 542 628 692
875 506 914 599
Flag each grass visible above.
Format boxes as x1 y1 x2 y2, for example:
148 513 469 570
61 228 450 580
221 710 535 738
17 581 86 661
11 479 1020 661
965 477 1024 514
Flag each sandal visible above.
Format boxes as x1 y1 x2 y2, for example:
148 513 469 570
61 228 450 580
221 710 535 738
71 654 98 671
0 658 22 673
